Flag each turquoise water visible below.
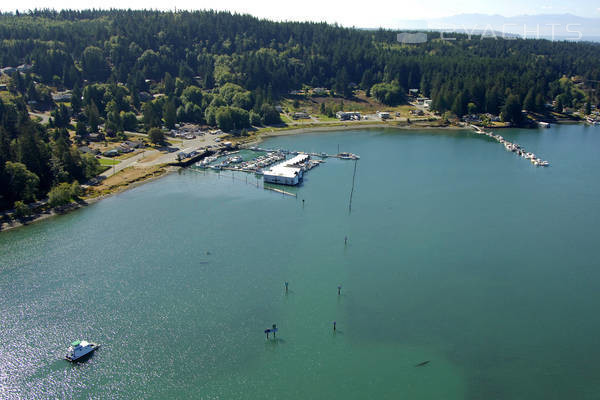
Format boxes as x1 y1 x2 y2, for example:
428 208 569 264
1 125 599 399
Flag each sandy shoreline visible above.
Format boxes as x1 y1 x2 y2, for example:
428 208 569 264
239 121 465 148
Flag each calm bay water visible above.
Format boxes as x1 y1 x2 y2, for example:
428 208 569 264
1 124 599 399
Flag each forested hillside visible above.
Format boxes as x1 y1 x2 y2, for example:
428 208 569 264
1 9 599 210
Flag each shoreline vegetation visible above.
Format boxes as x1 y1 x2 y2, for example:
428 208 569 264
0 165 176 232
0 118 581 233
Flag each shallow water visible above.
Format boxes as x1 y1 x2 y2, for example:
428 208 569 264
1 125 599 399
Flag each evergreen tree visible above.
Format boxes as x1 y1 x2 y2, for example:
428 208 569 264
163 72 175 96
148 127 164 144
502 95 523 125
71 85 82 114
4 161 40 204
163 99 177 129
86 101 100 132
524 89 536 112
142 101 162 129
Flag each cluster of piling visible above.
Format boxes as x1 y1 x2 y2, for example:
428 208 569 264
265 282 343 340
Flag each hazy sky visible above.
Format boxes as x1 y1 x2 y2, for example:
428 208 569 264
2 0 599 28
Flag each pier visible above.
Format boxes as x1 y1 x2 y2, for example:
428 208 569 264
470 125 550 167
194 146 360 186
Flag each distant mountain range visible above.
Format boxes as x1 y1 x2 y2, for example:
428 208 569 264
397 14 600 42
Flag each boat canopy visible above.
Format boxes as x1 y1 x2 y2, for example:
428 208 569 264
71 340 81 347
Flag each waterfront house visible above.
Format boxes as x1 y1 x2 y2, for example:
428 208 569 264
103 149 120 157
336 111 361 121
293 111 310 119
118 144 134 153
463 114 482 123
377 111 391 120
88 133 104 142
124 140 144 149
78 146 100 155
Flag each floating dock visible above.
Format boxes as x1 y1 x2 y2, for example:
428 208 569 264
196 147 358 186
470 125 550 167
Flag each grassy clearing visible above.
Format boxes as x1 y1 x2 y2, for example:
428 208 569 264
139 152 163 163
87 165 167 197
280 114 294 124
116 149 145 160
314 114 338 122
99 158 121 166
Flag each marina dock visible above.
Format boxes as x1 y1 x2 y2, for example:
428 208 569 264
470 125 550 167
195 146 359 186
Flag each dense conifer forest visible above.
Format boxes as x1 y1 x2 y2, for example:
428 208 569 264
1 9 599 209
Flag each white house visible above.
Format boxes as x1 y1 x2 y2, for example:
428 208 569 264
52 91 73 102
336 111 361 121
293 112 310 119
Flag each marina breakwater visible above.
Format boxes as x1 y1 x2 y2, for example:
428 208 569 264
470 125 550 167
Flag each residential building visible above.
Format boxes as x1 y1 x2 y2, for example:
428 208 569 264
52 91 73 102
292 112 310 119
336 111 361 121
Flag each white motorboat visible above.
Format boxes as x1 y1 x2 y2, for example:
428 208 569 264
65 340 99 362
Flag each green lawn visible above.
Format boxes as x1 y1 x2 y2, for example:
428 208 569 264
280 114 294 124
314 114 338 122
99 158 121 166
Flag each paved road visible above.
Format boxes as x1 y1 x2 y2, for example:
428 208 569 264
97 133 228 179
136 133 226 167
99 151 151 178
29 112 50 124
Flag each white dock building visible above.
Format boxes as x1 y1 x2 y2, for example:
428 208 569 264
263 154 309 185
